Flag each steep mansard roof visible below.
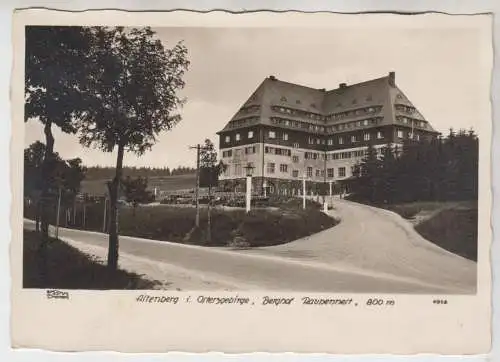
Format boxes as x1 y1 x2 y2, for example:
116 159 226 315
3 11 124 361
219 72 436 133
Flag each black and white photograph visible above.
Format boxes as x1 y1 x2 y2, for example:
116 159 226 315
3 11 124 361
10 9 492 354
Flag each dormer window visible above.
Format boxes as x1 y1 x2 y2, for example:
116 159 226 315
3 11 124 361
366 95 373 101
311 103 316 108
280 96 287 102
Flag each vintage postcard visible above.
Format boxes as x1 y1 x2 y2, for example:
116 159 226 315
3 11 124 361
10 9 492 354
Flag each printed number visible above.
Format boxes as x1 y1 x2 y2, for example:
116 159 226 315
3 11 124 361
433 299 448 304
366 298 384 306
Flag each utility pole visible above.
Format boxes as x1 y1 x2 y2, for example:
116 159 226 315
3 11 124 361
102 197 107 233
55 186 61 239
189 144 201 228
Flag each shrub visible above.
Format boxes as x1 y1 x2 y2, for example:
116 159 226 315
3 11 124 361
24 201 339 249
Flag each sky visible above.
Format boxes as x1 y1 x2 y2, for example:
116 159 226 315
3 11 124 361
23 18 491 169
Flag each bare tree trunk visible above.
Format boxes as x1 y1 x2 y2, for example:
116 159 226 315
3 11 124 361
40 121 54 243
207 185 212 243
107 143 124 270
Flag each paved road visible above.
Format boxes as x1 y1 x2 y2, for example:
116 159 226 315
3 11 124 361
24 198 475 294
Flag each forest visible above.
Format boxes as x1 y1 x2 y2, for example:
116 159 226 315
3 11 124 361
84 165 196 180
349 129 478 205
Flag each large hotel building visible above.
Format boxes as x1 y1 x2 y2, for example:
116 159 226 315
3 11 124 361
217 72 439 196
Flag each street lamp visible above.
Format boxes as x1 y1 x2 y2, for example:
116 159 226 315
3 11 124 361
263 180 267 198
243 163 255 213
302 173 307 210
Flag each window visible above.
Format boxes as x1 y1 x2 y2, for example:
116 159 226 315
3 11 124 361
307 167 313 178
235 133 241 141
296 99 301 104
292 170 299 178
416 134 420 141
283 133 289 141
339 136 344 145
245 146 256 154
248 131 254 138
397 130 404 138
222 150 233 158
377 131 383 139
308 137 314 144
268 131 276 139
351 135 357 143
280 164 288 173
315 169 321 177
339 167 346 178
327 139 333 145
234 164 242 177
293 142 299 148
363 119 369 126
292 155 299 163
225 135 230 143
364 133 370 141
316 138 320 145
280 96 287 102
223 165 230 176
234 148 241 157
327 168 334 178
266 163 275 174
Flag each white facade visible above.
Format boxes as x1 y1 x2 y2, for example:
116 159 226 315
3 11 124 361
219 143 399 183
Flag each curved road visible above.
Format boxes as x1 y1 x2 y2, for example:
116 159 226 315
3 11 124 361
237 199 476 293
23 199 476 293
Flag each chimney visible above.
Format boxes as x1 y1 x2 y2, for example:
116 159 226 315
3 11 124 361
269 75 277 81
388 71 395 86
339 83 347 88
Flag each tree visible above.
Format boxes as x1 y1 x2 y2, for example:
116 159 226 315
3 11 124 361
199 139 226 243
77 27 189 269
351 143 381 203
24 141 87 231
25 26 94 241
24 141 46 231
122 176 152 215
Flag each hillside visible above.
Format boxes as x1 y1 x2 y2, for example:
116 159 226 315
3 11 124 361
80 173 197 196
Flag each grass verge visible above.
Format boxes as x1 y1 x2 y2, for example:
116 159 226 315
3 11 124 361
25 198 339 248
415 207 478 261
23 230 161 289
